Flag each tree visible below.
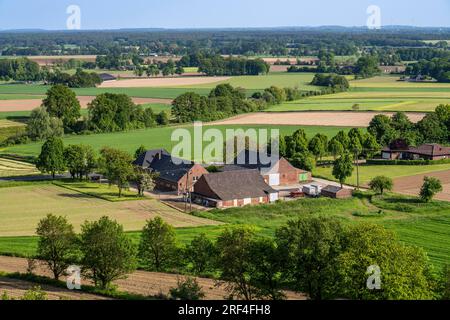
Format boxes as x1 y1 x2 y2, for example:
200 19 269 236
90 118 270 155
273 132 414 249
291 152 316 171
328 137 344 160
336 223 437 300
332 153 354 188
98 147 134 197
42 85 81 129
133 166 157 196
184 234 217 275
36 214 77 280
156 111 169 125
36 137 66 179
80 217 137 290
362 133 380 159
420 177 443 202
308 134 327 161
334 130 350 149
26 107 63 141
247 237 285 300
369 176 393 195
276 216 345 300
368 114 395 145
139 217 177 272
216 227 259 300
170 277 205 300
355 55 380 78
65 144 96 180
134 145 147 159
416 113 448 144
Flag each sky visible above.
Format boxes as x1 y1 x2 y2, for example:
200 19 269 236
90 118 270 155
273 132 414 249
0 0 449 30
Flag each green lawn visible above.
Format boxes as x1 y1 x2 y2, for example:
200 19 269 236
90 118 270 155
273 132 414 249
313 164 450 186
1 124 351 159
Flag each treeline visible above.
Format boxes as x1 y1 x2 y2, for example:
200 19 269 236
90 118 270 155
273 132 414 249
1 28 447 57
0 57 102 87
405 57 450 82
196 55 270 76
2 85 168 146
310 73 349 90
368 105 450 146
43 68 102 88
171 84 303 123
279 128 379 172
31 213 449 300
0 57 41 81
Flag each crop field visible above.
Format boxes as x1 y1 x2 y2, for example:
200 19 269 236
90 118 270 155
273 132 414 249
183 72 318 90
1 124 352 158
0 158 39 177
3 194 448 268
270 76 450 112
0 184 219 237
313 164 450 188
210 111 424 127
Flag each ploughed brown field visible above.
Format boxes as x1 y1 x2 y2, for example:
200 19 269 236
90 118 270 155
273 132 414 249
0 277 109 300
0 96 172 112
209 111 426 127
0 256 307 300
394 170 450 202
98 77 230 88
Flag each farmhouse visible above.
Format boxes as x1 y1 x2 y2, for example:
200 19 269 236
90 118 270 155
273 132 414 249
192 169 279 208
222 151 311 186
382 143 450 161
134 149 208 194
321 185 353 199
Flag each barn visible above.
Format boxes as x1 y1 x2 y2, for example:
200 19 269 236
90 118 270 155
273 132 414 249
192 169 279 208
321 185 353 199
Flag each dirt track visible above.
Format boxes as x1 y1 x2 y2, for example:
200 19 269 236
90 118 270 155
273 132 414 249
0 256 307 300
393 170 450 202
99 77 229 88
209 111 426 127
0 96 172 112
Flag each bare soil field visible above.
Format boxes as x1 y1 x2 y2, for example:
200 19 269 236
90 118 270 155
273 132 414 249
393 170 450 202
98 77 230 88
0 256 307 300
0 96 172 112
0 276 109 300
209 111 426 127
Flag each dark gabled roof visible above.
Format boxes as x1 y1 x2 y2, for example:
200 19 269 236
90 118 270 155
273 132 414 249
322 185 344 194
383 144 450 157
149 154 195 183
98 73 117 81
195 169 277 201
232 150 274 170
133 149 170 168
409 144 450 157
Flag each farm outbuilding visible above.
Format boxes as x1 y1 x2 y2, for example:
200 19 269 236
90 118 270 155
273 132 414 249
321 185 353 199
192 169 279 208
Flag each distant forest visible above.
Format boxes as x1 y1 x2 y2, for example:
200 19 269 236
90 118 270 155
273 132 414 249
0 27 450 57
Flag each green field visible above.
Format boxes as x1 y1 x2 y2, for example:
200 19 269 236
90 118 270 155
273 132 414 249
0 158 39 177
0 183 218 237
1 124 351 159
269 76 450 112
1 192 448 268
184 73 318 90
313 164 450 186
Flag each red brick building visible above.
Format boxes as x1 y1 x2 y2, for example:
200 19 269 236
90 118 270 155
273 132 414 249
134 149 208 194
321 185 353 199
382 143 450 161
223 151 311 187
193 169 279 208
